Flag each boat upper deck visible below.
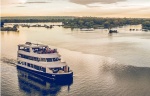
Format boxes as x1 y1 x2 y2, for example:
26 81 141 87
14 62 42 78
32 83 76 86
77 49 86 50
18 42 57 54
18 42 49 48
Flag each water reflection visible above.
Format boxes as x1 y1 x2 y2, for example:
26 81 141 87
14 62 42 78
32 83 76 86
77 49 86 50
101 64 150 95
17 68 73 96
102 64 150 80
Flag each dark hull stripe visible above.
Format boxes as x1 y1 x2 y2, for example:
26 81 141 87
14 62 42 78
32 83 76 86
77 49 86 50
17 65 73 81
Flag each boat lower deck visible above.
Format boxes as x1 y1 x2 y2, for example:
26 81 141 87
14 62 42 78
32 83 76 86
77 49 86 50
17 65 73 82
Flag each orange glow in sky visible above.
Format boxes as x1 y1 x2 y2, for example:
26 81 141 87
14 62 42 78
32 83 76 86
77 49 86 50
1 0 150 18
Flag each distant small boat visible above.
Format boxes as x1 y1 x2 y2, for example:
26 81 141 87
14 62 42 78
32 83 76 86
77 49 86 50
142 29 149 32
80 28 94 31
109 30 118 33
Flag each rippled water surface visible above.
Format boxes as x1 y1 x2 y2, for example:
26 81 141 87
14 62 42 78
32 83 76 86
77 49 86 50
1 23 150 96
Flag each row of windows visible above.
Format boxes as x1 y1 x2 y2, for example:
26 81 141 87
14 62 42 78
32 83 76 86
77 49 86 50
18 47 30 52
18 54 61 62
18 61 46 72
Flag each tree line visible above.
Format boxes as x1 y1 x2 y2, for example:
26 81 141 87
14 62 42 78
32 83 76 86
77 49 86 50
62 17 150 30
1 16 150 30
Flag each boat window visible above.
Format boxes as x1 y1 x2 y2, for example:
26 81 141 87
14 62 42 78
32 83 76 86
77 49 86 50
46 58 52 62
24 62 26 66
50 68 60 73
18 46 24 50
53 58 57 61
33 57 38 61
24 47 30 52
34 65 40 70
39 67 42 70
40 58 46 62
21 54 24 58
21 62 26 66
29 56 33 60
41 67 46 72
18 61 21 64
32 48 40 53
27 63 31 67
53 57 60 61
46 58 60 62
31 64 33 68
24 55 28 59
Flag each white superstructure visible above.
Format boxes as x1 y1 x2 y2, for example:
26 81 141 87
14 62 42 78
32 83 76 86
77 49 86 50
17 42 72 78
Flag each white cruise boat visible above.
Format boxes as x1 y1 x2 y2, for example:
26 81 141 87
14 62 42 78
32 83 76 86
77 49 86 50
17 42 73 80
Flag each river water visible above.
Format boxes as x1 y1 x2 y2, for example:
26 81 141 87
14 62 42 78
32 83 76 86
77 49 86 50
1 23 150 96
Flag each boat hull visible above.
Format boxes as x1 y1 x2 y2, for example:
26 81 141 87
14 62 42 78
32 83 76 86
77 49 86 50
16 65 73 82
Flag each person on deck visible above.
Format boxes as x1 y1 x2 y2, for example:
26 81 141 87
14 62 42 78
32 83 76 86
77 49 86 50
46 47 51 53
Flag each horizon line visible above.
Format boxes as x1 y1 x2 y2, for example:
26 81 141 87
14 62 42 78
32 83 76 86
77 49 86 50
1 16 150 19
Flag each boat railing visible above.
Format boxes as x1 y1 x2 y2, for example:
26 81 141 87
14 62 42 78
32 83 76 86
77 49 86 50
19 48 57 54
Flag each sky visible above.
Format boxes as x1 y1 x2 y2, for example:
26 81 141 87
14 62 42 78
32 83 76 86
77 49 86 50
1 0 150 18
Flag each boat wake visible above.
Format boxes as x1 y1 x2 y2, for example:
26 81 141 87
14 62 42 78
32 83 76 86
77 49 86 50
0 57 17 66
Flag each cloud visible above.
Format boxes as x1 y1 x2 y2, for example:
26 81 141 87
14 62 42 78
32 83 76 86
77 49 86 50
16 6 26 7
1 0 19 5
69 0 126 5
1 0 51 5
25 0 51 4
25 1 51 4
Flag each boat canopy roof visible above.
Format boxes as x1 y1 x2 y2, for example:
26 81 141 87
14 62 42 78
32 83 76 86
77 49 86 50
18 42 48 48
